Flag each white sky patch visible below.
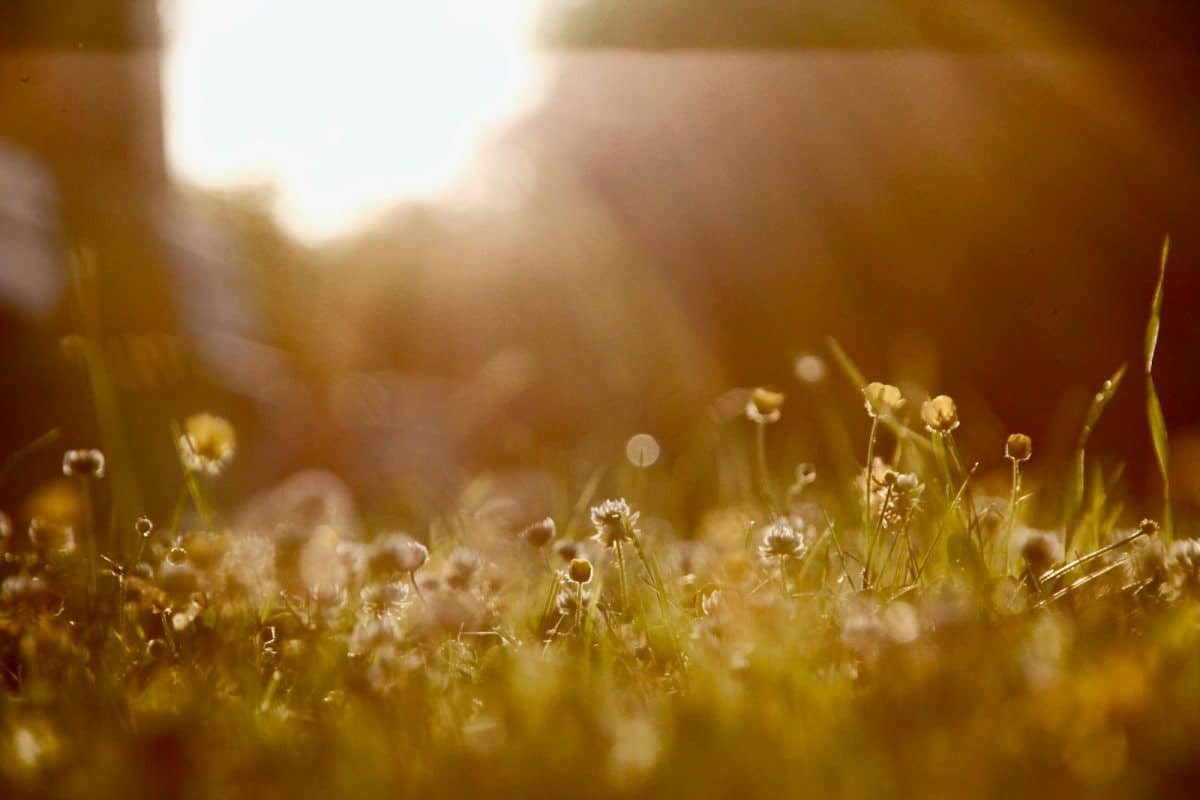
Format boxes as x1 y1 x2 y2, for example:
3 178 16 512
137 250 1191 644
163 0 542 242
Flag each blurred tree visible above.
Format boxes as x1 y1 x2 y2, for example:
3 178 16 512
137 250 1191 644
535 0 1200 50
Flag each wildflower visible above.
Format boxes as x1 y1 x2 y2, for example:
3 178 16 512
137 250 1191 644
590 498 640 548
863 382 905 418
521 517 556 548
61 448 105 479
368 533 428 577
1169 539 1200 587
921 395 960 433
861 468 923 531
1006 433 1033 463
757 517 804 560
1128 536 1167 588
446 547 482 590
793 463 817 488
553 539 580 561
215 534 277 602
360 580 411 617
567 557 593 585
1019 529 1064 576
27 517 75 558
745 387 785 424
179 412 237 476
349 614 404 656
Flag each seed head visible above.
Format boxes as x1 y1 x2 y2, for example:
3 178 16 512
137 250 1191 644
446 547 482 589
921 395 960 433
746 387 785 424
1137 518 1160 538
553 539 580 562
62 448 105 479
1006 433 1033 463
360 580 411 617
863 382 906 419
590 498 640 548
369 534 428 576
521 517 556 548
567 557 593 584
28 517 76 557
1169 539 1200 585
179 413 237 477
1019 530 1063 576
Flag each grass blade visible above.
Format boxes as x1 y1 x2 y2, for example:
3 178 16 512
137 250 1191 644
1145 236 1170 372
1145 235 1172 539
1063 363 1126 550
826 336 867 391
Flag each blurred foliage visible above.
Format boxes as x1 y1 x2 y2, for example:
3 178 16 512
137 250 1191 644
534 0 1200 50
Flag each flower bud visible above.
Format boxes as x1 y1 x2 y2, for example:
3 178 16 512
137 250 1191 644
863 382 906 419
567 557 593 585
921 395 960 433
1005 433 1033 463
746 387 785 424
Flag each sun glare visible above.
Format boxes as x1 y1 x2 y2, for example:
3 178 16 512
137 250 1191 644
163 0 543 241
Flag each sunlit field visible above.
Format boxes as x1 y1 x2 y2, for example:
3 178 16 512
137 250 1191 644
4 244 1200 798
6 2 1200 799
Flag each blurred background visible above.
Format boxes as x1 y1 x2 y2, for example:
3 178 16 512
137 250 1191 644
3 0 1200 526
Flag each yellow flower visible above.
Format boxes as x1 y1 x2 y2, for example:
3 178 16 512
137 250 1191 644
863 382 906 419
745 387 785 424
921 395 960 433
180 413 237 476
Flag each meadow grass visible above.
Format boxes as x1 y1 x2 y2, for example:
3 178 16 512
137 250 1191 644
3 243 1200 799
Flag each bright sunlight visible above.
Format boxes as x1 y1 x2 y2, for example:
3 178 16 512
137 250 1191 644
163 0 542 241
